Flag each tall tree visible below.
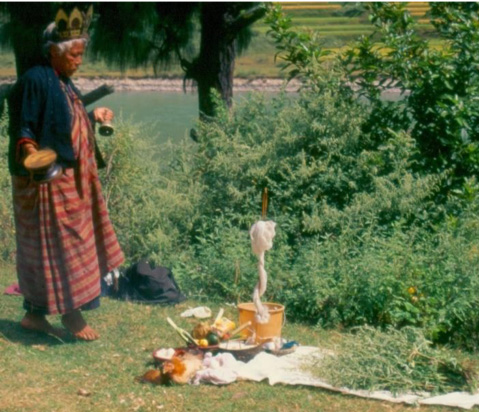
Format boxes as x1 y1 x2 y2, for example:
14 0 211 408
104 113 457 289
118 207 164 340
0 3 55 77
182 3 266 118
91 2 266 119
0 3 266 119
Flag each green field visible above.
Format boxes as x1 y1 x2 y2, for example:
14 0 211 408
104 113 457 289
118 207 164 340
0 2 435 79
236 1 434 77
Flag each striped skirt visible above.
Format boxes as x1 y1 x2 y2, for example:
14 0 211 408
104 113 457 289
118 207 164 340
12 170 124 314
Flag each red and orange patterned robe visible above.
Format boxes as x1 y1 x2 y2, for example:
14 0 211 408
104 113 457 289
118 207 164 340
12 79 124 315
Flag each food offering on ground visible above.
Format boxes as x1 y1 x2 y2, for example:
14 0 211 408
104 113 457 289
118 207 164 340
152 347 176 362
198 339 209 347
217 339 264 362
191 321 211 340
211 315 236 338
147 348 204 385
206 331 220 346
165 311 254 352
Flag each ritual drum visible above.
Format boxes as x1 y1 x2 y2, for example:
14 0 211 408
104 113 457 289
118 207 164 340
23 148 63 183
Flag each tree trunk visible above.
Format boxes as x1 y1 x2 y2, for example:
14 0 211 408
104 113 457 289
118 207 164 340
194 4 236 120
8 4 53 77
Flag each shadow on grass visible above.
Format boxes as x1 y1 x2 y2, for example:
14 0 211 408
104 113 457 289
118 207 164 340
0 318 77 346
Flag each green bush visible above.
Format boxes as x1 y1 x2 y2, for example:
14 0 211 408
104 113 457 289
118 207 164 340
173 85 478 350
96 119 201 268
231 3 479 351
343 2 479 194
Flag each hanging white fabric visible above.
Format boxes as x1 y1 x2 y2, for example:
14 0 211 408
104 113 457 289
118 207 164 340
249 220 276 324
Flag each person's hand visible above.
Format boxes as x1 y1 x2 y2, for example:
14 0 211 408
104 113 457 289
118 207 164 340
21 142 38 167
23 142 38 157
93 107 114 123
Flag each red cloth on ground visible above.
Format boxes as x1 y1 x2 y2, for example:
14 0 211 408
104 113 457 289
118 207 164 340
4 283 22 296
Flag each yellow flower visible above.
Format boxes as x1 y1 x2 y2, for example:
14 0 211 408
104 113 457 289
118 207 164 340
407 286 416 295
468 245 479 261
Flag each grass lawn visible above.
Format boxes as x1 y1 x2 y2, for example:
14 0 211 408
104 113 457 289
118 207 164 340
0 264 469 412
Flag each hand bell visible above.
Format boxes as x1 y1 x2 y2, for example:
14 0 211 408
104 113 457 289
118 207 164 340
98 120 114 136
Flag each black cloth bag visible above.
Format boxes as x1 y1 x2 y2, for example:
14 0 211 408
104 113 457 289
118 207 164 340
113 260 186 305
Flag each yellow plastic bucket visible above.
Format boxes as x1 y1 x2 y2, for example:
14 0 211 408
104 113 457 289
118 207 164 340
237 302 285 344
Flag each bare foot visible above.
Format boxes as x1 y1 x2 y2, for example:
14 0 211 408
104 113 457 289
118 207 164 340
20 312 66 338
61 310 100 341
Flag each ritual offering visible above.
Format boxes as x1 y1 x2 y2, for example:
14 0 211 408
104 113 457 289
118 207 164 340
152 347 176 362
166 316 219 352
237 188 285 344
149 348 204 385
218 339 263 362
136 369 163 385
161 350 203 385
263 338 299 356
23 148 63 183
165 309 254 355
210 308 236 338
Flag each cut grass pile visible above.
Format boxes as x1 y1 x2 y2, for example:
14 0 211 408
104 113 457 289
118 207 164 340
316 326 479 395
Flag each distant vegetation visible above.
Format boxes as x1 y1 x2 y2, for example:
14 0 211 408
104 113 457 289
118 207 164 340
0 2 436 78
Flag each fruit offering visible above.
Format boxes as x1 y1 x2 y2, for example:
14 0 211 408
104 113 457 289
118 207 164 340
167 310 252 349
192 322 211 339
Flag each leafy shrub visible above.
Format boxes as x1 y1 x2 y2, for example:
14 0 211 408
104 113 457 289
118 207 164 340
343 2 479 194
176 85 478 350
97 119 201 268
228 2 479 352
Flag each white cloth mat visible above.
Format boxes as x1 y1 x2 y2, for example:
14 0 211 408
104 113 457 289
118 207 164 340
193 346 479 409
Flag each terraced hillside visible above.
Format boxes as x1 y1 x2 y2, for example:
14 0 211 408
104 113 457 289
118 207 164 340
235 2 435 77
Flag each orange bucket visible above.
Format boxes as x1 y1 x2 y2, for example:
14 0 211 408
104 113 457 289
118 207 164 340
237 302 285 344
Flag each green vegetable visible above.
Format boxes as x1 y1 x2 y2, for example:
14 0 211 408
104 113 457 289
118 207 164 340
206 332 220 346
166 317 197 345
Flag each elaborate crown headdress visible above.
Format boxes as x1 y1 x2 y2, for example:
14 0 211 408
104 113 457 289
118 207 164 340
54 5 93 41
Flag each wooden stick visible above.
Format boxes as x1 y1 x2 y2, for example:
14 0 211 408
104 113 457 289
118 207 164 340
229 321 252 337
214 308 224 325
262 187 268 219
81 84 115 106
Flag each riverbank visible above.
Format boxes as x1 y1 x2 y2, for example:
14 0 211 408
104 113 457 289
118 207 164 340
0 76 302 93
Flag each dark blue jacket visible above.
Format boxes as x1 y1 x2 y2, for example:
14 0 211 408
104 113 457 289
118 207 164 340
7 64 102 176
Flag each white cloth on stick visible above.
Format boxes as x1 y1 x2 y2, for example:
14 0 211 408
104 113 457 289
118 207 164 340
249 220 276 324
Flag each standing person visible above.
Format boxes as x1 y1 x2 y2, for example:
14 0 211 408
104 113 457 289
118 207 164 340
7 6 124 341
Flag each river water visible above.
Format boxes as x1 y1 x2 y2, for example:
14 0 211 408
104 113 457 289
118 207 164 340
91 91 200 142
91 89 403 143
90 91 264 143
